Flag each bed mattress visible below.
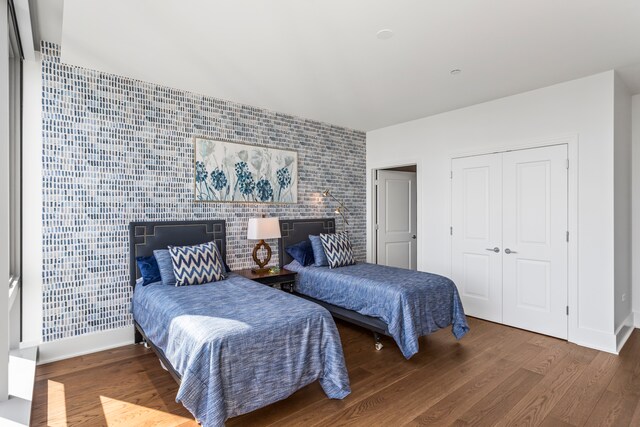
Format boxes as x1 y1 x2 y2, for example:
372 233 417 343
132 273 350 426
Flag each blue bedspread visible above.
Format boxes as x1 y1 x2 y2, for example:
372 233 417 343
132 274 350 427
285 261 469 359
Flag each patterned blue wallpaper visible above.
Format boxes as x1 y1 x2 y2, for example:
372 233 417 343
41 42 366 342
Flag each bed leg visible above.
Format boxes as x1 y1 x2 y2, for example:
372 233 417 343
373 332 383 351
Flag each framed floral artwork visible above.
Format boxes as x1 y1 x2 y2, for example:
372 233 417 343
194 137 297 203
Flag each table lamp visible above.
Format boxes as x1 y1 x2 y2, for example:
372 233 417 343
247 216 281 274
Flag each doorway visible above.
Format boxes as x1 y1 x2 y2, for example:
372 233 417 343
374 165 417 270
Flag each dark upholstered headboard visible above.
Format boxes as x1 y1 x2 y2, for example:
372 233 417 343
128 220 227 288
278 218 335 267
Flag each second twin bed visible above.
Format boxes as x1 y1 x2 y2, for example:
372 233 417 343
279 217 469 359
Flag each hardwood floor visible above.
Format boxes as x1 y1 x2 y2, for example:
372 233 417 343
31 317 640 426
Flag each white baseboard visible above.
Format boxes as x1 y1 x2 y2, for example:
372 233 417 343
616 325 634 353
570 326 618 354
571 337 618 354
634 311 640 328
614 312 635 354
37 326 134 365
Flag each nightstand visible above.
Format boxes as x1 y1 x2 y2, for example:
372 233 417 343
234 268 297 292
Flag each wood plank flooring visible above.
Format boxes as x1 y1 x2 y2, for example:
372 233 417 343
31 317 640 426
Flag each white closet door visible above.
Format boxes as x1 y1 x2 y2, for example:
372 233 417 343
451 154 503 322
502 145 568 339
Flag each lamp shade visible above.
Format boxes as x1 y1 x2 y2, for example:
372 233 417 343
247 217 281 240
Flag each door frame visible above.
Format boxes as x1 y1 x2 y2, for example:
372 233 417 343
447 133 578 343
370 162 419 266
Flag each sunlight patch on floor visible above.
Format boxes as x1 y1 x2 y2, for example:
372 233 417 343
47 380 67 427
100 395 194 426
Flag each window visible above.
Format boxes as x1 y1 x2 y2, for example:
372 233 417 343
8 0 21 292
1 0 22 402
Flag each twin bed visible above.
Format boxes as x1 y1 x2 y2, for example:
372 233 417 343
278 218 469 358
130 218 469 426
129 220 350 427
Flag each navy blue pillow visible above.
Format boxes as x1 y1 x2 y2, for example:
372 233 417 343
136 255 162 286
285 240 315 266
309 235 329 267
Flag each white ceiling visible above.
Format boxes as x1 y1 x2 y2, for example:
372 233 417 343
54 0 640 131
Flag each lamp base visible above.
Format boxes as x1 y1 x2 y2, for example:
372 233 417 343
252 240 272 274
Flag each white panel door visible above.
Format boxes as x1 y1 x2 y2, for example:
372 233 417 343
502 145 568 339
376 170 417 269
451 154 503 322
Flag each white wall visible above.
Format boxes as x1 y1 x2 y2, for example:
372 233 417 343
632 94 640 327
613 72 632 334
367 71 620 353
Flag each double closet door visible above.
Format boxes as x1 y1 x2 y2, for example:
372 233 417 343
451 144 568 339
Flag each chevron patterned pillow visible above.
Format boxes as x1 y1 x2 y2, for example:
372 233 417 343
319 231 356 269
168 241 225 286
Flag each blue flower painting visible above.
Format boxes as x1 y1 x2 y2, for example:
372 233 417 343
256 178 274 202
194 137 297 203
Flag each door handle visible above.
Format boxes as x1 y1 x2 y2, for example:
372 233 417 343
485 247 500 253
504 248 517 254
411 235 417 239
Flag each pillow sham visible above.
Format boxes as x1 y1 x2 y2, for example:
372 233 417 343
309 235 329 267
285 240 315 266
320 231 356 269
153 249 177 286
135 255 162 286
168 241 225 286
